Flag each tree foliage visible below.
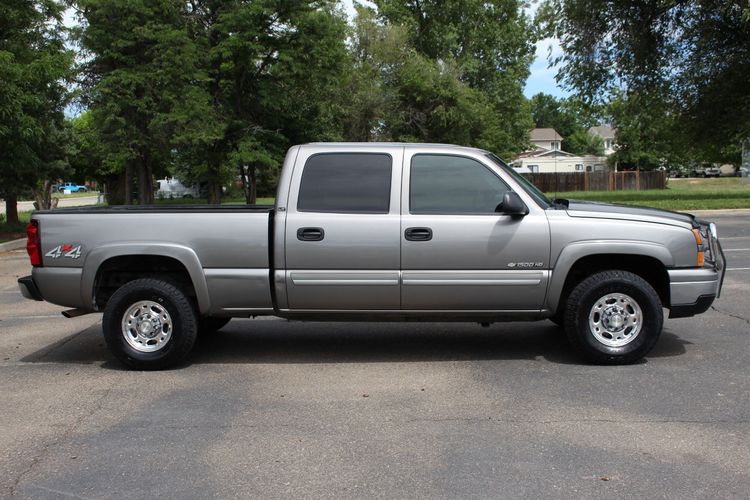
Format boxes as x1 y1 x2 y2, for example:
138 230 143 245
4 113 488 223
541 0 750 164
0 0 71 222
362 0 535 157
530 93 603 155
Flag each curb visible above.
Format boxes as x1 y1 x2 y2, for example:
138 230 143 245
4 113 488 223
0 238 26 253
689 208 750 216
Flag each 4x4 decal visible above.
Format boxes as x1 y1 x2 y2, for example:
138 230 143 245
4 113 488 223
45 244 82 259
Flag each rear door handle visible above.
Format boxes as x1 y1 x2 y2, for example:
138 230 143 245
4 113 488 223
405 227 433 241
297 227 325 241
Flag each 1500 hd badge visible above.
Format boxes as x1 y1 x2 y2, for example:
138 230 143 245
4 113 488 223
507 262 544 268
46 244 83 259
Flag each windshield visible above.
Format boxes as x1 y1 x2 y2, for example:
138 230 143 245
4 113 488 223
485 153 553 208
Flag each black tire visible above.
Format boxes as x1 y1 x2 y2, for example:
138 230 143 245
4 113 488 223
102 279 198 370
564 270 663 365
549 313 565 328
198 316 231 333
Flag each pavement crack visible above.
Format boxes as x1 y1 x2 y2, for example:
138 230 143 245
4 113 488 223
8 379 115 498
710 305 750 328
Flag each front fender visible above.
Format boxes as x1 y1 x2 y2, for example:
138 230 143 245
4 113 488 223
81 243 211 314
546 240 673 313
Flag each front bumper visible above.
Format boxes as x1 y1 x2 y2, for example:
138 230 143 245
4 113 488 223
667 225 726 318
18 275 43 301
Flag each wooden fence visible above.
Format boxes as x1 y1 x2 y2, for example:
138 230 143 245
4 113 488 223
521 171 667 192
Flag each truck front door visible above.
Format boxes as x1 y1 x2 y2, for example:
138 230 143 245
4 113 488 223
400 151 551 311
282 147 403 310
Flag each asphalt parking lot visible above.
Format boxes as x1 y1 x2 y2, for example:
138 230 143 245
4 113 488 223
1 212 748 499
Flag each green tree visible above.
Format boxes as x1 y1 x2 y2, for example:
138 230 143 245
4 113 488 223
0 0 71 223
541 0 750 164
371 0 535 157
178 0 349 204
530 93 603 155
77 0 203 205
606 93 687 170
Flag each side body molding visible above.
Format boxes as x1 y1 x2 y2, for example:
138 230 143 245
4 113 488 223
81 243 211 314
545 240 674 313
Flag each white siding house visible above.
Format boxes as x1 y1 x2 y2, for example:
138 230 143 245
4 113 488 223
589 125 617 156
513 128 609 173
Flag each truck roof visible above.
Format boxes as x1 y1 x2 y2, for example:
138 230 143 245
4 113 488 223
302 142 490 155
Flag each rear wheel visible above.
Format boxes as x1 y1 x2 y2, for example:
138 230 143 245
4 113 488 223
102 279 198 370
564 270 663 364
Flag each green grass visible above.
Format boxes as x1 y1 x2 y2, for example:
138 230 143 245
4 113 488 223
53 191 99 198
550 177 750 210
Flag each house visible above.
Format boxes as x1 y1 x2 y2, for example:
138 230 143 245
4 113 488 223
530 128 563 151
512 128 609 173
589 125 617 156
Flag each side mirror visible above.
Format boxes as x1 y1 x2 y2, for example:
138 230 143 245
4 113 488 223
495 192 529 216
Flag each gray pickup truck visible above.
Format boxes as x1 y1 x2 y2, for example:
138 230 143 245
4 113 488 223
19 143 726 369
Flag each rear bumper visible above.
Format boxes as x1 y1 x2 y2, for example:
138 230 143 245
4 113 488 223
18 275 43 301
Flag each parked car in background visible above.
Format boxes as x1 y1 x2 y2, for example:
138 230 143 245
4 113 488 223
703 166 721 177
58 182 88 193
155 178 201 199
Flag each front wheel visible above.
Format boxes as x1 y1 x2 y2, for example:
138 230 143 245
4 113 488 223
564 270 663 364
102 279 198 370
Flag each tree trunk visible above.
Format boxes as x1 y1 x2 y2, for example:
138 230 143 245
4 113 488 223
239 164 250 204
105 174 124 205
206 156 222 204
137 159 154 205
5 193 19 225
206 181 222 204
125 163 134 205
249 165 257 205
32 180 54 210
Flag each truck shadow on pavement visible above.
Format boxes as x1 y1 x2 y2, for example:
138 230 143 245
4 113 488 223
19 319 691 368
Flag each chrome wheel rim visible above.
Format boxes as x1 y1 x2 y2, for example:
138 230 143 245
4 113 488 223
121 300 173 353
588 293 642 347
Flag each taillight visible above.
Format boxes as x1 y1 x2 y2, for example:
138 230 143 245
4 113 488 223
26 220 42 267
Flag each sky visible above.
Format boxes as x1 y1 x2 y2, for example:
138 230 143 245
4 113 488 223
342 0 570 99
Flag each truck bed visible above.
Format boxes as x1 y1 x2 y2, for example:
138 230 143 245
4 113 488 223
31 205 276 315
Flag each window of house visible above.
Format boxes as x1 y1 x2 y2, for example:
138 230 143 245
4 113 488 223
528 165 540 173
410 155 510 214
575 164 583 171
551 141 560 150
297 153 392 213
586 165 593 172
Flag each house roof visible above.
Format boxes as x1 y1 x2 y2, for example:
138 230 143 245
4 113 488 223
589 125 615 139
513 147 576 160
530 128 562 142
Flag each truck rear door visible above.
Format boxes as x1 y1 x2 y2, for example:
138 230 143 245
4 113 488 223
281 146 403 310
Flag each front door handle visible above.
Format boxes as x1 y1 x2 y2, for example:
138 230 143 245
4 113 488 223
297 227 325 241
405 227 433 241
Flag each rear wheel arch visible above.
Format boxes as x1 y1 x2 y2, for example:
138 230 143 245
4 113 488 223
89 250 209 314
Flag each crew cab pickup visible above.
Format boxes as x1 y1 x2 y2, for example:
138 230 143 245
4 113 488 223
19 143 726 369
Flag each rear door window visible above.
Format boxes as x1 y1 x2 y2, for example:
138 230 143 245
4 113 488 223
297 153 392 213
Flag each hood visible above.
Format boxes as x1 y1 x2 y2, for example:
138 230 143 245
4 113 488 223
564 200 698 229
